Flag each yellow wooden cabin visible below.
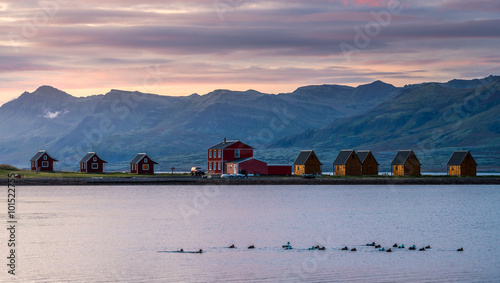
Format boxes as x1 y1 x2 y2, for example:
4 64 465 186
357 150 379 175
391 150 421 176
333 150 361 176
293 150 322 175
447 151 477 176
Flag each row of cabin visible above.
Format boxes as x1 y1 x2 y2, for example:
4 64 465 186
292 149 477 176
207 139 292 175
30 151 158 174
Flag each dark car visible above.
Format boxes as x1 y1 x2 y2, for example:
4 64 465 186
191 167 205 176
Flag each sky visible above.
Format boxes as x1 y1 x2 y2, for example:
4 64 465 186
1 0 499 105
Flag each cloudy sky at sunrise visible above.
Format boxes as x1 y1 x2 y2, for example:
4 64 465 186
1 0 499 105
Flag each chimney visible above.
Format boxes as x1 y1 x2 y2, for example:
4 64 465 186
224 137 226 144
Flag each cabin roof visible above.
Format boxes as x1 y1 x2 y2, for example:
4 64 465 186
391 150 415 165
227 157 264 164
30 150 58 162
30 150 46 161
333 150 355 165
447 151 475 166
130 153 158 165
357 150 379 165
79 152 108 163
293 150 322 165
209 140 253 150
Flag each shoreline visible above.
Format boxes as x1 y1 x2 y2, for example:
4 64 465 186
2 176 500 186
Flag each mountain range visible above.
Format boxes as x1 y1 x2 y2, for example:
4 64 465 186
0 75 499 172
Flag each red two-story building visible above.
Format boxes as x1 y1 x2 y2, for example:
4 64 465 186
207 138 254 174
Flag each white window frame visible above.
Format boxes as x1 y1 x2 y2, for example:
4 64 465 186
209 163 212 170
144 158 148 163
209 150 212 158
92 163 98 169
142 164 149 170
218 150 221 158
42 161 49 167
235 150 240 158
93 157 97 162
43 155 47 160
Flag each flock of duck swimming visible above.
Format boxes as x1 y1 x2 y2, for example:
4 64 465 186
159 242 464 254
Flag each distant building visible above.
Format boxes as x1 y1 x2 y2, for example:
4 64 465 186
268 164 292 176
30 150 57 172
391 150 421 176
130 153 158 174
293 150 322 175
79 152 108 173
447 151 477 176
357 150 379 175
333 150 362 176
207 138 254 174
226 158 268 175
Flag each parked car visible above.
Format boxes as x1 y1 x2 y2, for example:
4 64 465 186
191 167 205 176
220 174 247 179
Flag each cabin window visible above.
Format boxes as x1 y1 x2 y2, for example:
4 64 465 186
93 157 97 162
218 150 221 158
92 163 98 169
143 164 149 170
235 150 240 158
209 163 212 170
217 162 221 170
43 155 47 160
144 158 148 163
42 161 49 167
209 150 212 158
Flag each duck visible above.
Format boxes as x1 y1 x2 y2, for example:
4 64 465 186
341 246 349 250
248 245 255 249
379 247 385 251
386 248 392 252
179 248 184 252
282 242 291 248
229 244 236 249
409 245 416 250
425 245 431 249
375 245 381 248
318 246 326 250
457 247 464 251
351 248 357 251
197 249 203 253
419 247 426 251
393 243 398 248
398 244 405 249
366 242 376 246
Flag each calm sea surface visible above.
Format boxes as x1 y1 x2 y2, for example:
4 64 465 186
4 185 500 282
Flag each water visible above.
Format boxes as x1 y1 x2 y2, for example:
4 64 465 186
3 185 500 282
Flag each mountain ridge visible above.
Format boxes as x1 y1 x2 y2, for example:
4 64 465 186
0 76 499 172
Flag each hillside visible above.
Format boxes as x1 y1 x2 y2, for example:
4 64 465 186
0 81 397 171
274 77 500 171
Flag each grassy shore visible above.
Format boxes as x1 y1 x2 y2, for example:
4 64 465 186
0 168 189 179
0 168 499 186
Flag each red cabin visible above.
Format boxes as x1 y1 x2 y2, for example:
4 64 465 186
226 158 268 175
207 138 254 174
79 152 108 173
30 150 58 171
130 153 158 174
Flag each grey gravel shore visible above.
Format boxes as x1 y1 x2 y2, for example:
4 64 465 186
2 176 500 186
